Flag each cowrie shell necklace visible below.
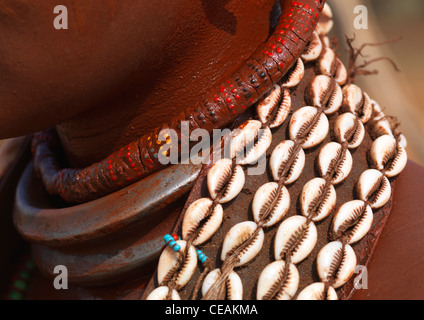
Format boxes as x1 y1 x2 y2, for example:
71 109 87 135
147 56 304 300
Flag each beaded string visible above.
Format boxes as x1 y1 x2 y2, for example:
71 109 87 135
4 254 36 300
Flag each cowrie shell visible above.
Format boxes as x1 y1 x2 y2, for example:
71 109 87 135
371 118 393 138
202 269 243 300
301 31 323 62
221 221 264 267
399 134 408 149
282 58 304 88
257 85 282 124
257 261 299 300
252 182 290 228
269 140 305 184
270 88 291 128
321 35 331 48
157 240 197 290
274 216 318 264
296 283 338 300
182 198 223 245
370 135 407 178
230 120 272 165
300 178 337 222
334 58 347 86
333 112 365 149
317 142 353 184
316 3 334 36
207 158 245 203
145 286 181 300
306 75 342 114
371 99 385 120
317 241 357 289
289 106 329 149
355 91 373 124
356 169 391 210
370 117 407 148
342 84 373 124
332 200 373 245
316 47 336 77
257 86 291 128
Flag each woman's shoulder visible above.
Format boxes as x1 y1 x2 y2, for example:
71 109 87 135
352 160 424 300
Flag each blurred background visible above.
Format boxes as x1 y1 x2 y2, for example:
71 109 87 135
1 0 424 167
331 0 424 165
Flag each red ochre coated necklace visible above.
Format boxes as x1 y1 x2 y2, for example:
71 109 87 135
32 0 326 203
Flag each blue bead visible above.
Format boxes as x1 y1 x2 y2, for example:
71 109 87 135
201 257 207 264
164 234 172 242
196 250 202 255
198 253 205 260
173 244 181 252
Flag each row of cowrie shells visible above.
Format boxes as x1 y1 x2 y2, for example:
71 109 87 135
299 111 408 299
295 67 376 300
200 53 309 300
255 16 344 299
311 4 347 88
150 62 306 300
293 138 358 298
310 132 407 295
266 2 406 299
315 3 333 37
262 31 376 299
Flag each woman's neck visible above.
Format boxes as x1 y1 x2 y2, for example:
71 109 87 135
56 0 277 167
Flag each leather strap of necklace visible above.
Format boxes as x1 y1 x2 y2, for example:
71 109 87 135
32 0 326 203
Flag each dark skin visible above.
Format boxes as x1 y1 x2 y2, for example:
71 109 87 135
0 0 276 167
